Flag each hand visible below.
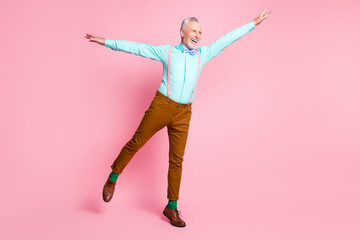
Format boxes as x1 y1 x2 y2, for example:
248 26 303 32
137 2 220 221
253 8 271 26
85 33 105 45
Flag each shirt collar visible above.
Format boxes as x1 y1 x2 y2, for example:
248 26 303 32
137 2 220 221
178 43 186 51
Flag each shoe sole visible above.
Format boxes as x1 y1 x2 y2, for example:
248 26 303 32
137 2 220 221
162 211 186 227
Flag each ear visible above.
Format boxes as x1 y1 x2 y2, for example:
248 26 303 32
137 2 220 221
180 29 185 38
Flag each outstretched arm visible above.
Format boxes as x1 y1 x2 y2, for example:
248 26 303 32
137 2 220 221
84 33 168 62
201 8 271 63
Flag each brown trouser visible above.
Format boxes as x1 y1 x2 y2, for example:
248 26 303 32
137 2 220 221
111 90 192 201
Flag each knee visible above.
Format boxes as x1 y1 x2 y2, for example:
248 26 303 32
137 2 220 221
169 157 183 169
125 133 145 151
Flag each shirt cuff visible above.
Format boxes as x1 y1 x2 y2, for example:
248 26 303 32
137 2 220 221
250 21 256 29
104 39 113 48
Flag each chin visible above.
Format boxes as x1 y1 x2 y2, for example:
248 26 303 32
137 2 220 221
188 43 197 49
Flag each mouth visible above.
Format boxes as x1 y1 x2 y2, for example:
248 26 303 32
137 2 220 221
191 38 198 44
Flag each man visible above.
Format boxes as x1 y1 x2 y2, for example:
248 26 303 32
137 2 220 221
85 8 271 227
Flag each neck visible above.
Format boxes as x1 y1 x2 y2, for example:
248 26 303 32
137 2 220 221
181 40 192 50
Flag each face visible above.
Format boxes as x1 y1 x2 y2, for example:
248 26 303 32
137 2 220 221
180 21 202 50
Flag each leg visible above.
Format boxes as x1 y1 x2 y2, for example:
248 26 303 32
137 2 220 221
103 92 175 203
111 94 173 174
166 105 192 201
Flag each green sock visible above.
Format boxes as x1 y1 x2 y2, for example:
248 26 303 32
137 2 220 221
109 171 119 182
167 200 177 210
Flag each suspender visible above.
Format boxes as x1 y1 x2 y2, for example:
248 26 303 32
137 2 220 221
190 50 201 103
167 46 201 104
167 46 172 99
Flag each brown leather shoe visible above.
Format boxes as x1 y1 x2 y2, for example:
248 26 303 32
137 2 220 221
163 206 186 227
102 179 116 202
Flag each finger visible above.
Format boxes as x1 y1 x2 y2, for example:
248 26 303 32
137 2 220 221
263 10 271 18
262 9 267 16
262 9 270 18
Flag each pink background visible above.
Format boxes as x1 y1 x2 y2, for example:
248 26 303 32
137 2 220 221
1 0 360 239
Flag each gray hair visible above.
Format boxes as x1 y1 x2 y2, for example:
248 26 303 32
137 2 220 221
180 17 199 31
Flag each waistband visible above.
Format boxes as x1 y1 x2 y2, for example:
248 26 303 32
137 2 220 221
156 90 192 107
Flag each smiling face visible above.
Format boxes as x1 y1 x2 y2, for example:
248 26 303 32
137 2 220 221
180 20 202 50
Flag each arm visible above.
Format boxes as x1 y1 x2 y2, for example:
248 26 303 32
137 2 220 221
84 33 168 62
104 39 168 61
201 21 256 62
201 8 271 62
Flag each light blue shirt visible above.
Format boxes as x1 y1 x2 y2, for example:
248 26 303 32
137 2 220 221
105 21 255 103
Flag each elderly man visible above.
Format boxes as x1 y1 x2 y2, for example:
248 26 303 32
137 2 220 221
85 8 271 227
